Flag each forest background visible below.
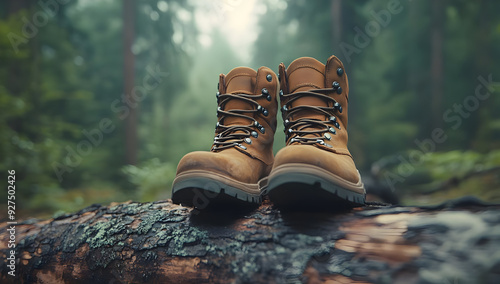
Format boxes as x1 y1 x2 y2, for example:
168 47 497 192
1 0 499 219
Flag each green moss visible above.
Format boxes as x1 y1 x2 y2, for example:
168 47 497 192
83 217 132 249
108 202 155 215
168 226 208 256
136 210 177 234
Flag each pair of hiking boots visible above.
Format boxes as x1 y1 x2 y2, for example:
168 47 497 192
171 55 365 210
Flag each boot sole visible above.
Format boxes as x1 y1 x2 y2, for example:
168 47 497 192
265 163 366 210
171 170 266 208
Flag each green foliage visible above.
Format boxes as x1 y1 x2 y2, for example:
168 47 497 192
122 158 176 202
0 8 93 212
29 184 127 219
377 149 500 204
0 0 195 217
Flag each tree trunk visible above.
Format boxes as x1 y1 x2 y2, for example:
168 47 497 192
123 0 137 165
7 0 29 14
1 197 499 283
330 0 342 48
430 0 445 131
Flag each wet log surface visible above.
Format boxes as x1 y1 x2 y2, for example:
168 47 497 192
1 196 499 283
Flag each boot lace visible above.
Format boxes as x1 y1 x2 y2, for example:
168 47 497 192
281 82 343 148
212 88 270 151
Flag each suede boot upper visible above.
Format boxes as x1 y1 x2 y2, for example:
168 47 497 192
172 66 279 205
274 55 363 187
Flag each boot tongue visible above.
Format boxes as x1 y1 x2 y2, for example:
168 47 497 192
222 67 257 126
286 57 327 123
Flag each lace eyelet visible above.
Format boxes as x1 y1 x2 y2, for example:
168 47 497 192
262 88 272 101
251 131 258 138
334 102 342 113
336 86 342 94
337 67 344 76
257 106 268 116
266 74 272 82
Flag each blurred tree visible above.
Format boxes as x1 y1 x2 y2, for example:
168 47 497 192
430 0 445 130
165 30 241 163
134 0 196 163
0 0 199 216
123 0 137 165
0 0 99 214
330 0 342 47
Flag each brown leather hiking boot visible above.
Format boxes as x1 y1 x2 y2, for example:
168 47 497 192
172 67 278 208
265 55 365 209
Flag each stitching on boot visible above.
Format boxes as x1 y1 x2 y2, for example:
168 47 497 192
226 73 255 86
290 83 322 93
288 64 324 77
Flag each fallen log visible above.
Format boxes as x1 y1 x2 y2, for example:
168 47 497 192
1 196 499 283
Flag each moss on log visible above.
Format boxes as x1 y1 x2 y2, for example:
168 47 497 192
0 197 499 283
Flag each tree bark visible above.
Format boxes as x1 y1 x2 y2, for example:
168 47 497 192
1 197 499 283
